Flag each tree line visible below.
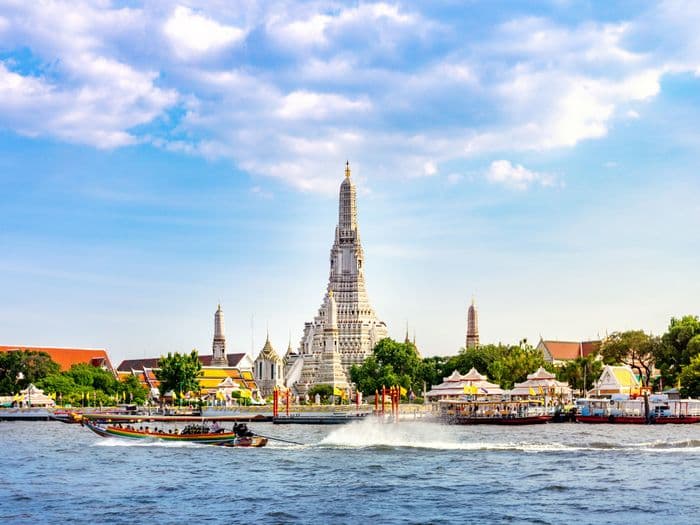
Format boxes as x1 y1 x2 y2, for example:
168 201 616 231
351 314 700 399
0 351 147 405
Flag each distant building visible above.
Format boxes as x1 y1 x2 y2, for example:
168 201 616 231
509 367 573 401
537 339 601 365
404 325 422 358
253 332 285 398
465 298 479 349
590 365 641 397
425 368 504 400
116 305 259 400
0 345 115 374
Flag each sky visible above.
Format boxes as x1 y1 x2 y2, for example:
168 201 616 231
1 1 699 364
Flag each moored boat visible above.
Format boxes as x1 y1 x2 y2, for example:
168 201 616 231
576 395 700 424
83 420 267 447
437 399 551 425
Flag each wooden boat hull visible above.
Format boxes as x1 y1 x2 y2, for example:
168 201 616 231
577 415 700 424
84 421 266 446
450 415 550 425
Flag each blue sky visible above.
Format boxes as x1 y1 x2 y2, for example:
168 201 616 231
1 1 699 363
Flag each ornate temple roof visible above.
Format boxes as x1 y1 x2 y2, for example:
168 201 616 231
256 334 283 363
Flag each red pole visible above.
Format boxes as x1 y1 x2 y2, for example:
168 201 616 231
374 390 378 413
273 388 278 418
286 389 290 417
356 390 360 410
381 386 386 416
394 387 399 422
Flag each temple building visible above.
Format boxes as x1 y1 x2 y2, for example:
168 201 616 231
510 367 573 401
0 345 115 374
537 338 601 365
116 304 260 402
253 332 285 398
465 298 479 349
425 368 504 400
289 162 388 394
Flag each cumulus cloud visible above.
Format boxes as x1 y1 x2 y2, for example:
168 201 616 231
0 59 176 148
485 160 555 190
163 6 246 59
0 1 699 191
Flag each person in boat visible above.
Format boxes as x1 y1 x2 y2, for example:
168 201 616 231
233 423 253 437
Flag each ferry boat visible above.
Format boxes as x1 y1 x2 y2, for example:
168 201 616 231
437 399 551 425
576 394 700 424
83 420 268 446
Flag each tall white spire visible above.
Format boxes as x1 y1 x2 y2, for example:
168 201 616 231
212 304 227 366
294 162 388 394
466 297 479 349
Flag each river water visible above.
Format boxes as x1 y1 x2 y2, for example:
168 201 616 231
2 419 700 524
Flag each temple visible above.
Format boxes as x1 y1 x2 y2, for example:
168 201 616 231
288 162 388 394
253 331 285 398
211 304 227 366
465 298 479 349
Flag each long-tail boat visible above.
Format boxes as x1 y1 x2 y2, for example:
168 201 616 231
83 420 267 446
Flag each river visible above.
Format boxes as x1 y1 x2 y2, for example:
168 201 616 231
2 419 700 524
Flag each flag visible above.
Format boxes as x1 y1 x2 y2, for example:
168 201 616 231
240 389 252 398
333 387 344 397
399 386 407 397
529 387 536 396
463 385 470 394
472 385 479 395
538 386 544 395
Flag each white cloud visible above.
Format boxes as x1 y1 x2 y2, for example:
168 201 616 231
0 59 177 148
485 160 555 190
277 91 371 120
423 161 438 176
163 6 246 59
1 1 700 192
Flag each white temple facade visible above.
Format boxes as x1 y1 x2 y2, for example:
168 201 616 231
291 162 388 394
253 333 285 398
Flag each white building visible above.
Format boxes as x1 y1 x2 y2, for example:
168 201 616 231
253 333 285 398
292 162 388 394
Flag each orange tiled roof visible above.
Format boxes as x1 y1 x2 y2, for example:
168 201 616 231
541 340 601 360
0 345 115 373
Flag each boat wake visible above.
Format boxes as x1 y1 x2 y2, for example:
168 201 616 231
318 419 700 453
92 438 200 448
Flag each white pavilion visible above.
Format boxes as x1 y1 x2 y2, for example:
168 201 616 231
425 368 504 400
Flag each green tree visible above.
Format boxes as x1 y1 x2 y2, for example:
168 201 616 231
65 363 118 394
350 338 422 396
678 354 700 398
308 384 334 403
599 330 658 386
155 350 202 398
0 350 60 394
556 355 603 395
486 343 548 390
117 375 149 404
656 315 700 386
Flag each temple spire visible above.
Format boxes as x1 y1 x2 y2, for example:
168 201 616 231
466 297 479 349
345 160 351 178
212 304 227 366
